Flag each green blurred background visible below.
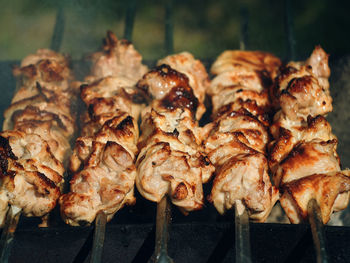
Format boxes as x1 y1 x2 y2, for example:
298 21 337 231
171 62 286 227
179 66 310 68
0 0 349 61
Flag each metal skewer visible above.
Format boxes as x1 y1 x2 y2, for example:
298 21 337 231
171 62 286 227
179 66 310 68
284 0 296 60
148 3 175 262
0 206 21 263
89 2 140 261
90 211 107 263
149 196 174 263
50 3 65 52
164 0 174 55
233 7 252 263
283 2 328 262
124 0 137 41
307 199 329 263
235 203 252 263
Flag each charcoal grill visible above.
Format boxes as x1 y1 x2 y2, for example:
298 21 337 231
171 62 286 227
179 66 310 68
1 0 350 262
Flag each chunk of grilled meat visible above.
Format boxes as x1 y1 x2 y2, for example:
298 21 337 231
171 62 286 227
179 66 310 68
269 115 336 174
80 76 143 121
209 152 279 221
136 63 214 213
210 50 281 78
12 51 73 103
157 52 210 107
274 139 340 187
60 113 138 226
209 51 281 120
19 49 70 68
137 64 205 120
0 132 64 226
204 111 278 221
270 47 331 116
89 31 148 81
280 172 350 224
205 50 280 221
269 47 350 224
272 69 332 122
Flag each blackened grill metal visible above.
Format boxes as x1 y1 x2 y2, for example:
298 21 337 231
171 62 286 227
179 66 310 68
0 1 350 263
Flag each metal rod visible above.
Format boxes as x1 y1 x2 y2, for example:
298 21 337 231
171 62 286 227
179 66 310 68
235 203 252 263
307 199 329 263
90 211 107 263
124 0 137 41
0 206 21 263
233 10 252 262
50 5 65 52
164 0 174 55
239 7 249 51
149 196 173 263
284 0 296 60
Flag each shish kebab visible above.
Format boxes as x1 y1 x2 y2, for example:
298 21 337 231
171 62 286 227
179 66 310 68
0 49 76 225
203 51 281 222
136 54 214 212
60 31 148 226
269 46 350 225
0 49 77 260
135 53 215 261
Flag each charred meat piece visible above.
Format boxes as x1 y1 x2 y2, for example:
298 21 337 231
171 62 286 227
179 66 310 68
280 172 350 224
89 30 148 81
0 132 64 226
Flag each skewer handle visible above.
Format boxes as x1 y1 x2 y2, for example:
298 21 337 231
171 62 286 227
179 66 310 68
0 206 21 263
307 199 329 263
149 196 174 263
90 211 107 263
235 203 252 263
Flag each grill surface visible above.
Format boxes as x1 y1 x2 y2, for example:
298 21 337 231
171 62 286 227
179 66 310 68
8 222 350 263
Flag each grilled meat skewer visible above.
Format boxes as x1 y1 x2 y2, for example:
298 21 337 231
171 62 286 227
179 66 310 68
136 53 214 213
204 50 281 221
269 46 350 224
0 49 76 226
60 31 147 226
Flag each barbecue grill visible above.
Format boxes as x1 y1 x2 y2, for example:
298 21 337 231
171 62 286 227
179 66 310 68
1 0 350 262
